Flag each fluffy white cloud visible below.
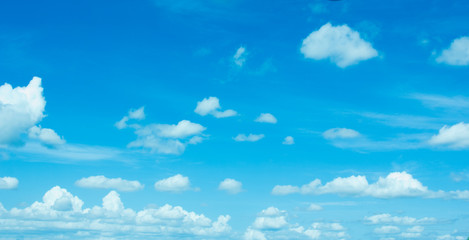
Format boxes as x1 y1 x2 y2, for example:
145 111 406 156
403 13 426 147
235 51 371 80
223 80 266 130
0 77 51 145
234 134 264 142
218 178 243 194
233 46 247 67
429 122 469 148
28 126 65 145
300 23 378 68
0 177 18 189
75 175 144 192
283 136 295 145
138 120 206 139
154 174 191 192
252 207 288 230
255 113 277 124
115 106 145 129
365 214 436 225
0 186 231 238
436 36 469 66
323 128 360 139
194 97 237 118
374 226 400 234
272 171 469 199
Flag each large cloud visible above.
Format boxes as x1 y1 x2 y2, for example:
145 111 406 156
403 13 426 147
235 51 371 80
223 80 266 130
300 23 378 68
75 175 144 192
272 171 469 199
436 36 469 66
429 122 469 148
0 186 231 239
194 97 237 118
0 177 19 189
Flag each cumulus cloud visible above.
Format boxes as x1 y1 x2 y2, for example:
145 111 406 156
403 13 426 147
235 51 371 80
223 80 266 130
282 136 295 145
300 23 378 68
233 46 247 67
115 107 145 129
154 174 191 192
429 122 469 149
0 186 231 238
436 36 469 66
255 113 277 124
194 97 237 118
323 128 360 139
234 134 264 142
218 178 243 194
0 177 18 189
28 126 65 145
75 175 144 192
252 207 288 230
272 171 469 199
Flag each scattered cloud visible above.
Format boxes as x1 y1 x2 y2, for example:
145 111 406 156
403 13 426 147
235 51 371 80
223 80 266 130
360 112 443 130
301 23 378 68
283 136 295 145
234 134 264 142
323 128 360 139
218 178 243 194
429 122 469 149
255 113 277 124
272 171 469 199
194 97 237 118
75 175 144 192
0 186 231 238
115 107 145 130
233 46 247 67
437 234 467 240
154 174 191 192
0 177 18 189
28 126 65 145
436 36 469 66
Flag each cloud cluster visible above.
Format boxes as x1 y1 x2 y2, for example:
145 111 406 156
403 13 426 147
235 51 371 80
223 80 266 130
0 186 231 239
436 36 469 66
0 177 18 189
75 175 144 192
194 97 237 118
272 171 469 199
301 23 378 68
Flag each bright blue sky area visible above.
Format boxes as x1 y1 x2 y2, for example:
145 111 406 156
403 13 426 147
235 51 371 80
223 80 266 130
1 0 469 239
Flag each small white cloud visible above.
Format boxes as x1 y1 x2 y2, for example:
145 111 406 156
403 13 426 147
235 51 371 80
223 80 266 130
429 122 469 148
283 136 295 145
234 134 264 142
323 128 360 139
28 126 65 145
0 177 18 189
307 203 323 211
154 174 191 192
194 97 237 118
255 113 277 124
115 107 145 130
252 207 288 230
406 226 424 233
75 176 144 192
218 178 243 194
301 23 378 68
436 36 469 66
271 185 300 195
374 226 400 234
233 46 247 67
365 214 436 225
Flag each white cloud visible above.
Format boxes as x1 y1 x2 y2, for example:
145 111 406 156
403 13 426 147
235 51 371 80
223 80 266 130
194 97 237 118
75 175 144 192
301 23 378 68
244 227 266 240
233 46 247 67
115 107 145 130
283 136 295 145
374 226 400 234
436 36 469 66
255 113 277 124
323 128 360 139
409 93 469 109
252 207 288 230
154 174 191 192
437 234 467 240
429 122 469 148
406 226 424 233
28 126 65 145
1 186 231 238
0 177 18 189
365 214 436 225
218 178 243 194
127 120 206 155
272 171 469 199
307 203 323 211
234 134 264 142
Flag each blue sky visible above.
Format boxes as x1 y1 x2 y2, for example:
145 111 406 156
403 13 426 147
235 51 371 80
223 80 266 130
1 0 469 239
